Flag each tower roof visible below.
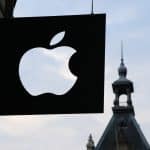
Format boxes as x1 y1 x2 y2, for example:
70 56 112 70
94 46 150 150
95 111 150 150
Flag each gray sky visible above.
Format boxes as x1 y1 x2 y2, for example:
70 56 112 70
0 0 150 150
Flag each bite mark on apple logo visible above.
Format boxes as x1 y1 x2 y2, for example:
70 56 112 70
19 31 77 96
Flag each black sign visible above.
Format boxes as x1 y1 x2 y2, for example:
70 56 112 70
0 14 105 115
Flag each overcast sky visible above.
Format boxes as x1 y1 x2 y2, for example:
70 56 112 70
0 0 150 150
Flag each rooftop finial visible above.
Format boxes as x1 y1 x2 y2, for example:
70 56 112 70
121 40 124 64
87 134 95 150
118 41 127 78
91 0 94 15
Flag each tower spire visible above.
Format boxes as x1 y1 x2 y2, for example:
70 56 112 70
112 43 134 110
121 40 124 63
87 134 95 150
118 41 127 78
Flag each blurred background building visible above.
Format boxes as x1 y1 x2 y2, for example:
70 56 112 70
86 51 150 150
0 0 16 18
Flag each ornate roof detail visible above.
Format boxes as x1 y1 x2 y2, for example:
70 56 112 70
112 42 134 109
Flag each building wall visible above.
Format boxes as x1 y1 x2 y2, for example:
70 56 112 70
0 0 16 18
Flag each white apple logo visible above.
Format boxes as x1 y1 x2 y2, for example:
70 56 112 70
19 31 77 96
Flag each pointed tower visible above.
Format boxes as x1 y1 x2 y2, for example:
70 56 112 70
87 134 95 150
93 45 150 150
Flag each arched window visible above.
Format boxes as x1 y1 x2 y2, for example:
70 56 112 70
119 94 127 106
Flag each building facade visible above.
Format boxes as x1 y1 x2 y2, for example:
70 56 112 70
0 0 16 18
87 53 150 150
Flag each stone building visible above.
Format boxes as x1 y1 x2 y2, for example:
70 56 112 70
87 52 150 150
0 0 16 18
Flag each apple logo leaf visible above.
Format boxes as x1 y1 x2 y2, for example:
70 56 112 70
50 31 65 46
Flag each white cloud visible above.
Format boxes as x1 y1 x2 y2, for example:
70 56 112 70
107 7 138 25
0 116 46 136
